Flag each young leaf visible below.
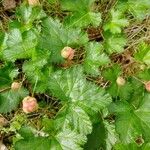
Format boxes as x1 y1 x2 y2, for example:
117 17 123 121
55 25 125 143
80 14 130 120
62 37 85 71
103 9 129 34
84 42 110 76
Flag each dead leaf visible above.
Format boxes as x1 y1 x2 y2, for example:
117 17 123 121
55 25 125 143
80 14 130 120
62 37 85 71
2 0 16 10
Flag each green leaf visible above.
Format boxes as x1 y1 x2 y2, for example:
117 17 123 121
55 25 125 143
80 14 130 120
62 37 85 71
110 93 150 144
113 143 139 150
134 42 150 65
104 33 127 54
16 4 46 25
15 127 86 150
49 66 112 113
61 0 101 27
3 29 38 62
15 137 51 150
102 64 121 82
104 121 118 150
48 66 111 136
55 104 92 135
56 129 86 150
128 0 150 20
84 42 110 76
0 64 12 90
103 9 129 34
102 65 132 100
138 69 150 81
22 54 51 93
0 88 28 113
84 121 106 150
0 32 7 58
40 17 88 63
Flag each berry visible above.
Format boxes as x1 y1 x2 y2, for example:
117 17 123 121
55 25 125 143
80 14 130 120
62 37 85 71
11 82 21 90
116 76 126 86
0 116 8 127
61 47 75 60
22 96 38 114
145 81 150 92
28 0 39 6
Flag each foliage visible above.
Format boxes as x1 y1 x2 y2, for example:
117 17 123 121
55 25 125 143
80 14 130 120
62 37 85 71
0 0 150 149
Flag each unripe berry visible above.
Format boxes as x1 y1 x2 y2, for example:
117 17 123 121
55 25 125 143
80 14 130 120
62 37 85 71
116 76 126 86
22 96 38 114
11 82 21 90
145 81 150 92
28 0 39 6
0 116 8 127
61 46 75 60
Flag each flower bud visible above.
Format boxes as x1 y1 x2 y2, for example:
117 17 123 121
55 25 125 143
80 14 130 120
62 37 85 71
22 96 38 113
116 76 126 86
145 81 150 92
11 82 21 90
61 47 75 60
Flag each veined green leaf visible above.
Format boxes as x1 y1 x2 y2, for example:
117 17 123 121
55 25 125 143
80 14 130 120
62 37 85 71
40 17 88 63
60 0 101 27
103 9 129 34
84 42 110 76
0 87 28 113
3 29 38 62
110 93 150 144
104 33 127 54
134 42 150 65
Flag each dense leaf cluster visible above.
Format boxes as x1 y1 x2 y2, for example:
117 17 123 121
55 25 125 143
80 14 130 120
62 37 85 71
0 0 150 149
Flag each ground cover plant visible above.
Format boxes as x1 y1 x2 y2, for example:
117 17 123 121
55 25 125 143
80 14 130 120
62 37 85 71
0 0 150 149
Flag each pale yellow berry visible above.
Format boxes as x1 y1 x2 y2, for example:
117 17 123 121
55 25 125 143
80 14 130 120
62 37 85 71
116 76 126 86
28 0 40 6
11 82 21 90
